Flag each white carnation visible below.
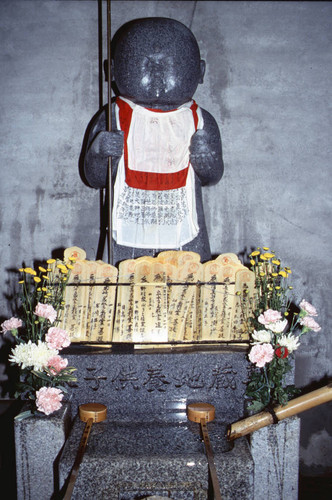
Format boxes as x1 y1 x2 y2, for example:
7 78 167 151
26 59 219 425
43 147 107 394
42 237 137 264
267 319 288 334
9 340 58 371
278 334 300 353
251 329 273 344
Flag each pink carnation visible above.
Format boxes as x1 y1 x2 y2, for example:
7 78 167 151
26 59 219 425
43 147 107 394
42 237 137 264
35 387 63 415
47 355 68 375
299 300 318 317
34 303 57 324
249 343 274 368
258 309 282 326
300 316 321 332
46 327 70 350
1 317 23 333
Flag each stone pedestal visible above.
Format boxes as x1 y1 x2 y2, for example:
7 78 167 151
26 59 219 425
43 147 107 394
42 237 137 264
13 349 301 500
59 416 254 500
14 401 71 500
250 416 300 500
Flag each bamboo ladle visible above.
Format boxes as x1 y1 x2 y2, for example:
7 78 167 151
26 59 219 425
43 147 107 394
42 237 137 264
187 403 222 500
63 403 107 500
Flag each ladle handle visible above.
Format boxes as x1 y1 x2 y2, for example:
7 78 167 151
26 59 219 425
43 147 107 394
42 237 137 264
63 418 93 500
200 418 222 500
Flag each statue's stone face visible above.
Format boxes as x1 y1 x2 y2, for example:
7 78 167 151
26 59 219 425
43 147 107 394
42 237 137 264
112 18 205 108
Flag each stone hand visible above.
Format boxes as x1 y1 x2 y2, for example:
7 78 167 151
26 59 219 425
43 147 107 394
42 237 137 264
92 130 124 158
189 129 222 185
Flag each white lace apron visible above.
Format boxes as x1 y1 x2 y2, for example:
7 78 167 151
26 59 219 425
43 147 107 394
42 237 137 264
112 97 203 249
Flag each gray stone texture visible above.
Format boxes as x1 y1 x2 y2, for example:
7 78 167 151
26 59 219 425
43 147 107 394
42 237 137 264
64 347 249 423
1 0 331 476
57 347 254 500
59 416 253 500
14 401 72 500
14 349 298 499
250 416 301 500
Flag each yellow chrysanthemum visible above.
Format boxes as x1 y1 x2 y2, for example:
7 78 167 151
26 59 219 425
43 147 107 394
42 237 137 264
263 247 269 251
279 270 288 278
60 268 68 274
288 286 293 290
24 267 37 276
37 287 41 291
39 266 47 273
57 264 67 270
67 264 74 270
271 272 278 277
34 277 41 283
259 271 265 277
272 259 280 265
42 275 50 280
275 286 281 290
47 259 56 264
42 287 47 292
260 255 267 261
284 311 289 316
18 268 24 272
236 291 241 296
69 257 76 262
19 280 24 284
251 250 260 257
250 259 255 266
285 267 292 274
263 252 275 259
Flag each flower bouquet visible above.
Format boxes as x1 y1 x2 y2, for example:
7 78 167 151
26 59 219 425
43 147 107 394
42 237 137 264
1 257 77 418
242 247 321 413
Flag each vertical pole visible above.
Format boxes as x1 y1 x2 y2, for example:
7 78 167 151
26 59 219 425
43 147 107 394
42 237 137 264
107 0 113 265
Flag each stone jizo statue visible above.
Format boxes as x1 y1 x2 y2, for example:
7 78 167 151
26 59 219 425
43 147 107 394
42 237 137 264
83 17 223 265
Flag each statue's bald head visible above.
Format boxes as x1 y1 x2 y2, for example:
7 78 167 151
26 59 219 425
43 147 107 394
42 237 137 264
111 18 205 109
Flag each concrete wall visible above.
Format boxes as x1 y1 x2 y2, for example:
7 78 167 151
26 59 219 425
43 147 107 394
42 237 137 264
0 0 331 476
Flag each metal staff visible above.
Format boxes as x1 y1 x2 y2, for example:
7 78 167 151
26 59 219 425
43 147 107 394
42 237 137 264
107 0 113 265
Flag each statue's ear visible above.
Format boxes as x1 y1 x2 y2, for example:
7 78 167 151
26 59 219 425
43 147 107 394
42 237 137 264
199 59 206 84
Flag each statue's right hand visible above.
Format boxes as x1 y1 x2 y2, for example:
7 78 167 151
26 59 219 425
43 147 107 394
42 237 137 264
91 130 124 158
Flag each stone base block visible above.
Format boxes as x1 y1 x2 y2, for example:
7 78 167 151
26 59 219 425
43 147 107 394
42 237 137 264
14 402 71 500
250 416 300 500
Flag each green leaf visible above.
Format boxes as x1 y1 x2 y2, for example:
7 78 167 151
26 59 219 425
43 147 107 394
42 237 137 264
14 410 33 421
31 370 52 382
247 400 265 413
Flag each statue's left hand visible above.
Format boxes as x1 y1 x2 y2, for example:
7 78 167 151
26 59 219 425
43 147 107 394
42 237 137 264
189 129 223 185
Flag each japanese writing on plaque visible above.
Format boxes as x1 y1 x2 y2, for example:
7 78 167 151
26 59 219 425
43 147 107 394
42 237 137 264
83 363 240 392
